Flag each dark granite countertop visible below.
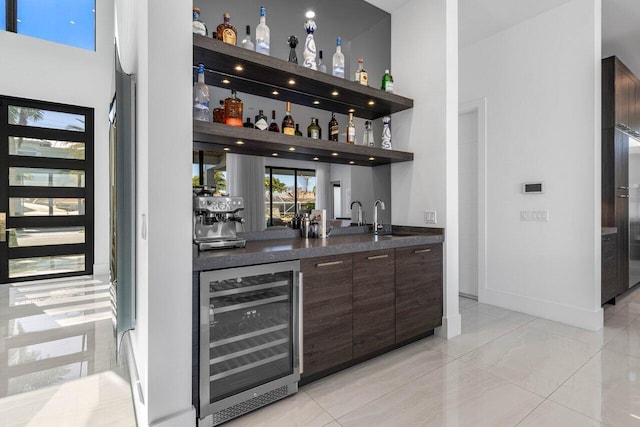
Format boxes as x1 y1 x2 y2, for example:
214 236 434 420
193 229 444 271
602 227 618 236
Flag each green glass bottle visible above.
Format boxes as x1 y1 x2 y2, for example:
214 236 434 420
307 118 321 139
381 69 394 93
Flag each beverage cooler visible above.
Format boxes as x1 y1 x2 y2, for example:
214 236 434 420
196 261 302 426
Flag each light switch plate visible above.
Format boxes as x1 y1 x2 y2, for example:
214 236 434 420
520 210 549 221
424 210 437 224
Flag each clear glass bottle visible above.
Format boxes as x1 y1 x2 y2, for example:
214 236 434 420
355 58 368 86
332 37 345 78
268 110 280 132
217 13 237 45
192 7 208 36
382 69 394 93
381 116 392 150
328 112 339 141
224 90 243 127
318 50 327 73
295 124 303 136
362 120 375 146
307 118 321 139
346 113 356 144
282 102 295 136
255 6 270 55
193 64 210 122
254 109 268 131
242 25 254 50
213 100 225 123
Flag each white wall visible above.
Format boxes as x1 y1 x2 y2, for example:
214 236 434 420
0 1 114 275
390 0 460 338
459 0 603 330
130 0 195 425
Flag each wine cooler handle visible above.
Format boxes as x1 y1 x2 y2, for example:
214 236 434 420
298 272 304 374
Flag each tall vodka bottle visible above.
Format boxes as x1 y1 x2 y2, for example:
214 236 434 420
332 37 345 78
193 64 210 122
255 6 270 55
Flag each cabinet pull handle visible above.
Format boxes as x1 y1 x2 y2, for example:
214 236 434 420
619 195 630 198
367 254 389 260
298 272 304 374
619 186 629 190
316 260 343 267
414 249 432 254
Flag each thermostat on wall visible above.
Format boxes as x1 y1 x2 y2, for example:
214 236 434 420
522 182 544 194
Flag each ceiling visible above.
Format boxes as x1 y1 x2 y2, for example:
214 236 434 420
601 0 640 77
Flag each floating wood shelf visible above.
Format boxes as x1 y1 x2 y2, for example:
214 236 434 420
193 121 414 166
193 34 414 121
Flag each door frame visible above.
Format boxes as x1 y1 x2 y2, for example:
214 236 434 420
459 97 487 303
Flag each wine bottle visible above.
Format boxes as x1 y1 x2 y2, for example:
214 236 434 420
282 102 295 136
255 109 268 131
268 110 280 132
328 112 339 141
193 64 210 122
295 124 303 136
307 118 321 139
216 13 237 45
346 113 356 144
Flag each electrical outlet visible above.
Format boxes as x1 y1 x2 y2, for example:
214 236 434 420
424 210 437 224
520 210 549 221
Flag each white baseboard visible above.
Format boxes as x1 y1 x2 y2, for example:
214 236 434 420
150 407 196 427
485 288 603 331
436 312 462 339
120 331 148 427
93 263 110 276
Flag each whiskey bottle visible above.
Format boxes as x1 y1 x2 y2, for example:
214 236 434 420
254 109 268 131
295 124 303 137
213 100 225 123
217 13 237 46
192 7 208 36
241 25 254 51
282 102 295 136
224 90 243 127
381 69 394 93
355 58 368 86
255 6 270 55
268 110 280 132
346 113 356 144
307 118 321 139
193 64 210 122
328 112 339 141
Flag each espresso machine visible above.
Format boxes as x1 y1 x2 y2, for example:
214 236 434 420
193 189 247 250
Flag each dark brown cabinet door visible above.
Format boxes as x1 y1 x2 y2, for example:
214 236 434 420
602 234 619 304
395 244 443 343
352 249 395 359
301 254 353 378
616 66 632 128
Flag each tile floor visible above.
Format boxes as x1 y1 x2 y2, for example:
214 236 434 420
229 288 640 427
0 275 135 427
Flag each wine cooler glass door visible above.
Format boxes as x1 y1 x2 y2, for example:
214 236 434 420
200 261 300 409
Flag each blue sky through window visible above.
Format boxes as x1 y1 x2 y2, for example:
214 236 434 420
0 1 6 31
17 0 95 51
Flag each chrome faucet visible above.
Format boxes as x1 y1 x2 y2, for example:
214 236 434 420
373 199 385 234
350 200 364 226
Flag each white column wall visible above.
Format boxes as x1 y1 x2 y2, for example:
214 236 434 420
459 0 603 330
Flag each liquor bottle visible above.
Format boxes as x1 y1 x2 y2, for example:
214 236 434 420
254 109 268 131
287 36 298 64
295 124 303 136
363 120 374 146
255 6 270 55
307 118 321 139
302 12 317 70
328 112 339 141
355 58 368 86
318 50 327 73
213 100 225 123
282 102 295 136
381 116 392 150
268 110 280 132
346 113 356 144
382 69 394 93
332 37 345 78
193 64 210 122
224 90 243 127
242 25 254 51
243 117 254 128
216 13 237 46
192 7 208 36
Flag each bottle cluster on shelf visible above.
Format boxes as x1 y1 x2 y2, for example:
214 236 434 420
192 6 395 92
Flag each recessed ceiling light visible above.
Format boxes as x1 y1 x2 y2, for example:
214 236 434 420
348 108 355 113
288 147 296 151
272 90 279 96
313 157 319 161
223 147 231 151
331 91 339 96
369 157 375 161
222 79 230 84
349 161 355 165
305 11 316 19
331 152 338 156
236 140 244 145
313 100 320 105
288 79 296 85
272 153 279 156
368 100 375 106
235 65 244 71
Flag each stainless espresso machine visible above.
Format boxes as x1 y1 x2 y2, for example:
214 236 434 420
193 189 247 250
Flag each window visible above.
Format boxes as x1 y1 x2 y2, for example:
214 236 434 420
192 150 227 194
265 167 316 227
0 96 94 282
3 0 96 51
